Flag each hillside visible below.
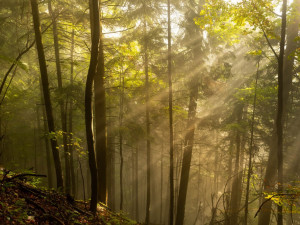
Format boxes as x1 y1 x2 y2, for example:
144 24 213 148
0 171 137 225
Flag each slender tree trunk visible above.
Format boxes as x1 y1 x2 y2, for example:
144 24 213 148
136 145 139 221
175 75 199 225
160 143 164 224
167 0 174 224
214 131 219 193
224 139 234 225
69 27 76 197
277 1 287 224
95 0 107 204
48 0 71 194
282 0 299 124
143 19 151 225
40 80 53 189
283 0 300 175
119 76 124 211
257 131 277 225
107 83 115 210
258 1 298 223
85 0 100 212
35 106 42 173
227 104 243 225
131 147 135 217
33 127 37 172
30 0 63 190
107 132 115 208
175 1 204 222
244 59 260 225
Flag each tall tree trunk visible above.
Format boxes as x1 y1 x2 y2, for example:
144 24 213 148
30 0 63 190
107 133 115 208
175 0 204 222
244 59 260 225
37 78 53 188
48 0 71 194
35 106 42 173
227 104 243 225
224 139 234 225
69 27 76 197
95 0 107 204
257 131 277 225
258 1 298 223
277 0 287 224
40 83 53 189
175 75 199 225
135 145 139 221
167 0 174 224
160 143 164 224
131 147 135 217
283 0 300 175
282 0 299 124
119 76 124 211
107 83 115 210
144 19 151 225
85 0 100 212
214 131 219 193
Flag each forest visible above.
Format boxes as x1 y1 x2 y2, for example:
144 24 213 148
0 0 299 224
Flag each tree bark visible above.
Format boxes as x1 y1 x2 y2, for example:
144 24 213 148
39 81 53 189
227 104 243 225
244 59 260 225
48 0 71 194
69 27 76 197
257 131 277 225
258 1 298 223
95 0 107 204
107 85 115 210
167 0 174 224
143 18 151 225
277 0 287 224
282 0 299 122
283 0 300 175
85 0 100 212
119 76 124 211
30 0 63 190
136 145 139 221
160 143 164 224
175 75 199 225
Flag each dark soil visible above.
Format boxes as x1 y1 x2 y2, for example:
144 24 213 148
0 171 136 225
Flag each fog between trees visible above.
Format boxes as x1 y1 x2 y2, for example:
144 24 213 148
0 0 299 224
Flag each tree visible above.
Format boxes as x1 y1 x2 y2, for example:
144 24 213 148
167 0 174 225
244 57 260 225
30 0 63 190
276 0 287 224
95 0 107 204
48 0 71 194
175 1 204 224
144 18 151 224
85 0 100 212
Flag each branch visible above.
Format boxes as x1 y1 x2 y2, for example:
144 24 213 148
254 193 297 218
248 0 279 60
103 26 135 35
0 66 17 106
0 41 35 96
261 27 279 60
0 19 55 97
7 173 47 181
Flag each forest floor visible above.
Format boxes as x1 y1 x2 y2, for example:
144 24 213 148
0 170 137 225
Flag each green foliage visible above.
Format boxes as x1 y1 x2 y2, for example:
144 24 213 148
104 211 137 225
263 182 300 214
195 0 281 45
